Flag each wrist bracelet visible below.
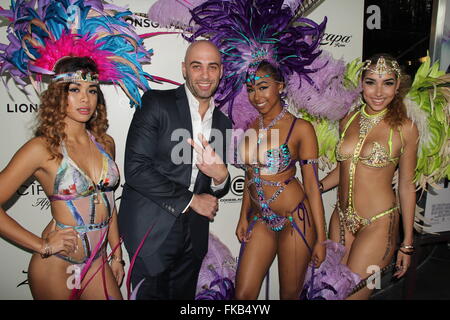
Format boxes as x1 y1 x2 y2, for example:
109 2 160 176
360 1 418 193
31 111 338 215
40 238 52 259
400 244 414 250
399 248 414 255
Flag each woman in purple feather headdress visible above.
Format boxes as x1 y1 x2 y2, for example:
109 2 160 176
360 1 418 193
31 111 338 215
174 0 330 300
234 61 327 299
147 0 363 300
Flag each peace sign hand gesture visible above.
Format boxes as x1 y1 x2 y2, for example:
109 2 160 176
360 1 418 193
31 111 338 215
187 133 228 185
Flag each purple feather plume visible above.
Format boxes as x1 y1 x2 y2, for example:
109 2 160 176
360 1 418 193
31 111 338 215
283 0 306 12
147 0 302 29
185 0 326 122
219 87 258 166
287 51 360 120
147 0 357 125
300 240 361 300
195 232 237 300
219 87 258 131
148 0 208 29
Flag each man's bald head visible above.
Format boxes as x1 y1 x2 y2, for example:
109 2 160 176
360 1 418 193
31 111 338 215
182 40 223 103
184 40 221 64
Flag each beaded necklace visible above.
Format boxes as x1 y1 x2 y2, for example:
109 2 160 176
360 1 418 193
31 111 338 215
358 105 388 137
257 107 288 144
342 104 388 234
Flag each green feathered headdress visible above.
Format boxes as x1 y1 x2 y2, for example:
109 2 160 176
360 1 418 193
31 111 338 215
404 57 450 190
300 56 449 192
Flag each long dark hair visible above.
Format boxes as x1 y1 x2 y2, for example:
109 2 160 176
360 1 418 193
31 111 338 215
35 57 109 160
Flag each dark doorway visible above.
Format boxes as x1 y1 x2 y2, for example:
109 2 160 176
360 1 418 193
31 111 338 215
363 0 434 76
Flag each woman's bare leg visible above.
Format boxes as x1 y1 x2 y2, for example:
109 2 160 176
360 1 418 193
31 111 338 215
29 253 122 300
79 257 122 300
234 221 277 300
328 207 355 264
277 205 316 300
28 254 73 299
345 212 399 300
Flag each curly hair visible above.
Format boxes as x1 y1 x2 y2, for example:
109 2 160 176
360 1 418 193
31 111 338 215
361 54 411 128
34 57 109 160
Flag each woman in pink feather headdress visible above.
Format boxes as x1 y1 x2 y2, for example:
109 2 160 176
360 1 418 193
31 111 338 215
0 56 124 300
0 0 155 299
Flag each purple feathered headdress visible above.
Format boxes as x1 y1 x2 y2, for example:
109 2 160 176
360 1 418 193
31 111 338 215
148 0 360 126
186 0 327 123
287 51 361 121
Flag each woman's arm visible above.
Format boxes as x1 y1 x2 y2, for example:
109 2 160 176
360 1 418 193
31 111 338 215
298 121 327 242
297 120 327 266
320 115 350 192
395 121 419 278
104 135 124 284
0 138 77 255
320 163 340 192
108 206 124 285
398 122 418 245
235 173 251 242
108 207 122 258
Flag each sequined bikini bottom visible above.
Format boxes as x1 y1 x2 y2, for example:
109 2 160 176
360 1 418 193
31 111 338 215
337 203 398 234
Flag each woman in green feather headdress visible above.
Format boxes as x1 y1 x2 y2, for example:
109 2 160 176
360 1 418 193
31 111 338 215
320 54 419 300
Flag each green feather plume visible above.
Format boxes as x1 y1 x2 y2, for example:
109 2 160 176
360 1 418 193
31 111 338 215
405 57 450 190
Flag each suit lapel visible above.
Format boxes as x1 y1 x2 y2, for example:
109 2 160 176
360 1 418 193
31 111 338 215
175 85 193 137
175 85 193 185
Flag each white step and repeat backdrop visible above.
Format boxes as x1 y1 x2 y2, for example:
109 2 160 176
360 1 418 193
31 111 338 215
0 0 364 299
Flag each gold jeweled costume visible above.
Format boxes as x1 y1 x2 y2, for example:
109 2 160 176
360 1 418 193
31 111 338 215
335 105 404 234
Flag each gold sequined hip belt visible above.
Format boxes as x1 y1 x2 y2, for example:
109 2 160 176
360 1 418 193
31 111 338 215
337 203 398 235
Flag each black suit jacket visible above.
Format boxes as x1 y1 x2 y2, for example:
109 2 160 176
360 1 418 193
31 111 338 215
118 85 231 263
